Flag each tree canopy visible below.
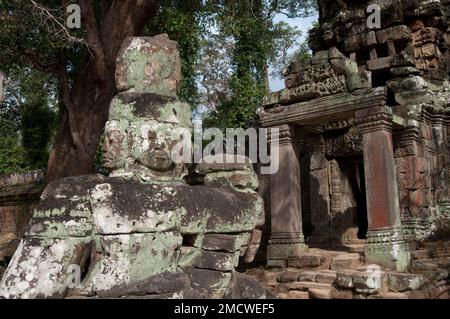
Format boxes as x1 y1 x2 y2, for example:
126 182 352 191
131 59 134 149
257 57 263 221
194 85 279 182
0 0 317 178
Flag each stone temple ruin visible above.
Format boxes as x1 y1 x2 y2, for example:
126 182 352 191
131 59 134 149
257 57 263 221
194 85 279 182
254 0 450 298
0 0 450 300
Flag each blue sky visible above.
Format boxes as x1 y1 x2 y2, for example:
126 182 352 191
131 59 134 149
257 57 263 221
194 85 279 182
269 14 318 92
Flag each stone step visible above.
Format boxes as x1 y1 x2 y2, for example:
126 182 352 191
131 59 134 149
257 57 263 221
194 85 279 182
277 271 301 283
287 291 310 299
298 270 318 282
331 253 362 270
367 292 408 299
288 253 329 269
315 270 337 284
330 287 354 299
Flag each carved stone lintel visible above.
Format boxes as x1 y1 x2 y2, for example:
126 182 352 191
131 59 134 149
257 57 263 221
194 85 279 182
356 111 394 134
365 227 411 272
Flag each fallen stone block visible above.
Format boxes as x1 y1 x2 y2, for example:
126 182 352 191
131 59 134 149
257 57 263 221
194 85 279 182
354 271 388 294
331 287 354 299
388 273 424 292
336 270 356 289
309 288 332 299
434 269 449 281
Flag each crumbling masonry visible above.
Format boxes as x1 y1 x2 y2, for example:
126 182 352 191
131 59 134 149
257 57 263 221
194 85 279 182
260 0 450 272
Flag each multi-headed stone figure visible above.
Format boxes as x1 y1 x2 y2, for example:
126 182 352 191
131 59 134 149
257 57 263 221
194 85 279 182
0 34 266 299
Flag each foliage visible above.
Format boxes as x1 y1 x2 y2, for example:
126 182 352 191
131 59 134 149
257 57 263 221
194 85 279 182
145 0 204 107
203 0 317 129
0 68 57 172
0 0 317 175
0 135 30 175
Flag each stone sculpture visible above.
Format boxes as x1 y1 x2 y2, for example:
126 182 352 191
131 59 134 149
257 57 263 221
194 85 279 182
0 34 266 299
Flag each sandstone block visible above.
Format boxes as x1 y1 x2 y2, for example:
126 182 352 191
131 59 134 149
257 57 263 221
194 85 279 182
287 291 309 299
315 271 337 284
277 271 301 283
331 254 361 270
289 253 322 269
192 250 237 272
336 270 356 289
202 234 240 253
185 267 232 291
354 271 388 294
331 287 354 299
116 35 181 96
388 273 424 292
367 292 408 299
298 271 317 282
309 288 332 299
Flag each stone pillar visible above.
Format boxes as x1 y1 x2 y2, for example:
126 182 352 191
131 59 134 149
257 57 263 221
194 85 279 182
356 106 410 272
267 124 307 268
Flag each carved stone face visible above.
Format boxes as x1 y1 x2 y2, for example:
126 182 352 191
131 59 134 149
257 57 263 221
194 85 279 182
102 121 127 170
132 123 177 172
102 119 186 181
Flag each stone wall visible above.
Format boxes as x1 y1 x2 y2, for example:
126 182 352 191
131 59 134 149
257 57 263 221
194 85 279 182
0 170 45 237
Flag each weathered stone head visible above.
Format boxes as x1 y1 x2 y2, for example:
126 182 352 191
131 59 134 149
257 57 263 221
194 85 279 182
0 34 267 300
103 34 192 183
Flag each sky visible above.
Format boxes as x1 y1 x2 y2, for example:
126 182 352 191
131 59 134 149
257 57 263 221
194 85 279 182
269 14 318 92
194 14 318 119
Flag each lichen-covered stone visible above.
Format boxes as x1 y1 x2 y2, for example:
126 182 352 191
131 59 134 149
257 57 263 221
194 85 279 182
225 271 269 299
202 234 240 253
0 33 266 300
354 270 389 294
203 168 260 193
116 34 181 96
0 237 91 299
196 155 254 175
388 273 424 292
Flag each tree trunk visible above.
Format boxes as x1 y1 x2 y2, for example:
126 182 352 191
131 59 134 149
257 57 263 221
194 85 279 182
46 0 157 182
47 65 116 182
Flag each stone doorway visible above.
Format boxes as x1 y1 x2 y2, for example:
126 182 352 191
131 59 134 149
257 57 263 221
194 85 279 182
329 157 368 244
301 150 369 246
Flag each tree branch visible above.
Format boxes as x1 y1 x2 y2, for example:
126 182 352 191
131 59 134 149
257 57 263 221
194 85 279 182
31 0 87 46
